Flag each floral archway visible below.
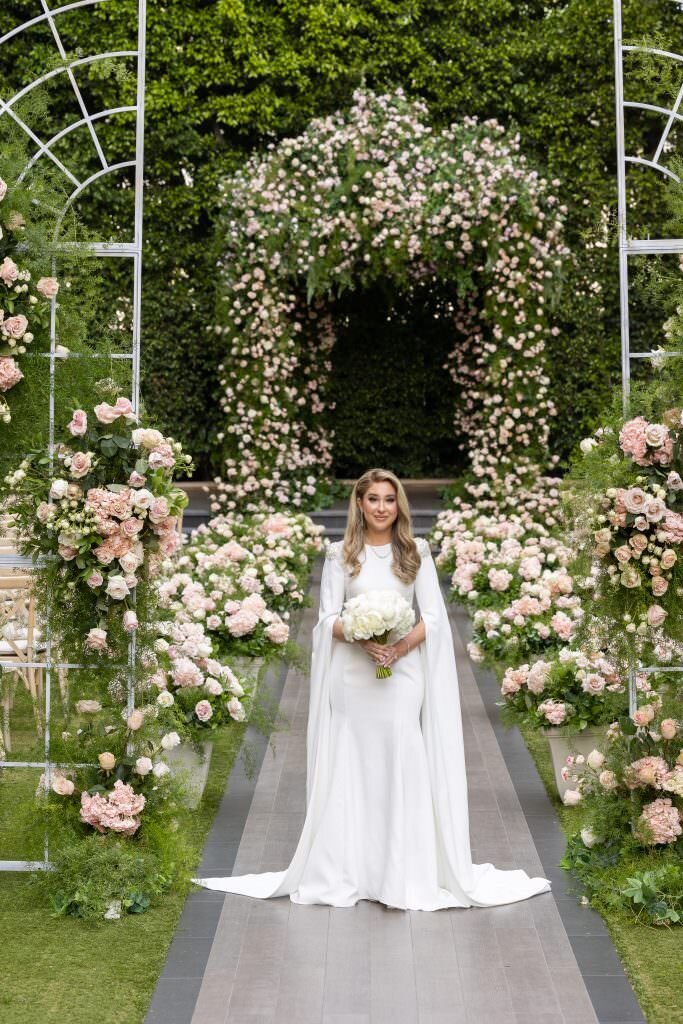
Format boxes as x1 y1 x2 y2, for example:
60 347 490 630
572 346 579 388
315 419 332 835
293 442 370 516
211 89 569 513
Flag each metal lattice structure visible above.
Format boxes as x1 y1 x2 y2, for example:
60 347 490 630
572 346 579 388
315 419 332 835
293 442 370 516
613 0 683 714
0 0 146 870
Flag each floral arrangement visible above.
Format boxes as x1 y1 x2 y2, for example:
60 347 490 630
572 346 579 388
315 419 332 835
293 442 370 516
158 509 323 660
4 393 193 657
212 88 568 512
564 406 683 667
0 175 57 425
563 699 683 854
150 618 250 729
498 646 629 733
341 590 415 678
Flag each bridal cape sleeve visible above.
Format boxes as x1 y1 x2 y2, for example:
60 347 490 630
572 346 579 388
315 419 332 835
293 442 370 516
414 537 551 906
191 541 345 897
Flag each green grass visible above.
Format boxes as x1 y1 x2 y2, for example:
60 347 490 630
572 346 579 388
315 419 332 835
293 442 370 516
519 722 683 1024
0 717 247 1024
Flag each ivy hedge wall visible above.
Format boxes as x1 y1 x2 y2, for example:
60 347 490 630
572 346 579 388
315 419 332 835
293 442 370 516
0 0 678 477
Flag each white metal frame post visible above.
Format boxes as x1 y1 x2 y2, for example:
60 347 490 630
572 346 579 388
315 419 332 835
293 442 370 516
0 0 146 870
613 0 683 714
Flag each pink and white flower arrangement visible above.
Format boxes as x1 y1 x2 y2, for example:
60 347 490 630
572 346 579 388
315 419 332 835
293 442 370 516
80 779 146 836
5 395 193 657
210 89 567 512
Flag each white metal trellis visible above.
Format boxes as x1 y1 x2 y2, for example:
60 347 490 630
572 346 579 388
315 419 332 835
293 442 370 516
0 0 146 871
613 0 683 715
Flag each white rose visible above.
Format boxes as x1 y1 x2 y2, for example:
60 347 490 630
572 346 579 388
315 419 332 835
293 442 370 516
586 749 605 770
131 488 154 510
160 731 181 750
132 427 164 449
152 761 170 778
157 690 174 708
134 756 153 776
49 478 69 500
105 575 130 600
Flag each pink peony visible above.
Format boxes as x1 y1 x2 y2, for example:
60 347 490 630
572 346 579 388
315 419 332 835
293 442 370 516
0 356 23 392
171 656 203 688
636 797 683 845
226 608 259 637
148 443 175 470
264 619 289 644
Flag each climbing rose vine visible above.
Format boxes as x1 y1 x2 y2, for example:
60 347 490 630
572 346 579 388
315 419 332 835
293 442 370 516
212 88 569 512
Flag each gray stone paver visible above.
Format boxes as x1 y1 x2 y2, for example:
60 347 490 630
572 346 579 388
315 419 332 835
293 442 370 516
189 562 602 1024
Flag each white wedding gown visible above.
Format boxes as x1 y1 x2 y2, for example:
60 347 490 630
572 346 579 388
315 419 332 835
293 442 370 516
194 537 551 909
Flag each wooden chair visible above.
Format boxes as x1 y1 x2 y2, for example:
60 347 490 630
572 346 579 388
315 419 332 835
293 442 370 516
0 574 47 753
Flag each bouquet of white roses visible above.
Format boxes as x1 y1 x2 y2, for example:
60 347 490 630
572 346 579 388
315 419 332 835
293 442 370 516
341 589 415 678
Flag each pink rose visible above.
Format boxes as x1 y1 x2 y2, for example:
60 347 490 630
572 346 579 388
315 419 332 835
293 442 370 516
113 396 136 419
86 570 104 589
3 314 28 339
661 549 677 570
68 410 87 436
37 276 59 298
194 699 213 722
599 770 618 789
623 487 648 515
651 576 669 597
127 709 144 731
646 604 668 627
51 775 75 796
128 470 146 487
94 402 119 424
0 256 19 286
614 545 631 564
121 516 144 537
660 719 678 740
58 544 78 561
619 417 649 464
69 451 93 479
123 610 139 632
85 628 108 651
148 443 175 470
632 704 656 726
0 356 23 392
149 497 170 523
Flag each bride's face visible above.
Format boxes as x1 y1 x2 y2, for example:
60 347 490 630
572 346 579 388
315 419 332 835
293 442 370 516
358 481 398 531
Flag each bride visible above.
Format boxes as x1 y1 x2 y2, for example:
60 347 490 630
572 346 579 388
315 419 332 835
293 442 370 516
194 468 551 910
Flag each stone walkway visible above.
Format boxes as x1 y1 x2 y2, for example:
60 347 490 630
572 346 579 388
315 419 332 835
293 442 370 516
147 562 644 1024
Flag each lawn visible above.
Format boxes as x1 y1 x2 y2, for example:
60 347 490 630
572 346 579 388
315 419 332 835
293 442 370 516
0 707 246 1024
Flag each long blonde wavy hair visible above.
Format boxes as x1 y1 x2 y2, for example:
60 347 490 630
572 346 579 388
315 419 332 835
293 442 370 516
342 468 421 583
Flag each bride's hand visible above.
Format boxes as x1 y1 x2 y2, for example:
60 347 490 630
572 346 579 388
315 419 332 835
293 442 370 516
358 639 388 664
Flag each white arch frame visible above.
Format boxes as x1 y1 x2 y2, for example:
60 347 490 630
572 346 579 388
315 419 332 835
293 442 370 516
613 0 683 715
0 0 146 870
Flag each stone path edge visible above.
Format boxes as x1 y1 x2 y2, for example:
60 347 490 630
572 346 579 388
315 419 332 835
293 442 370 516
143 581 309 1024
450 604 646 1024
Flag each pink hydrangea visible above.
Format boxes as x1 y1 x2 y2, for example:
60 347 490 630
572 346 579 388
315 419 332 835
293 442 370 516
636 797 683 845
264 619 289 644
80 780 145 836
226 608 259 637
171 656 204 688
538 699 568 725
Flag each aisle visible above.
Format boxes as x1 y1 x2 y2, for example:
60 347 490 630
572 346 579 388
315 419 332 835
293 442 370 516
152 562 605 1024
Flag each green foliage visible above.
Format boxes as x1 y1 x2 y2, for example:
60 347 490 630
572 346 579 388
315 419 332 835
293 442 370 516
37 834 172 922
1 1 677 475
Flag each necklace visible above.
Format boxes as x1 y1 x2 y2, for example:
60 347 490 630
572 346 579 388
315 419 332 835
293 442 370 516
367 542 392 559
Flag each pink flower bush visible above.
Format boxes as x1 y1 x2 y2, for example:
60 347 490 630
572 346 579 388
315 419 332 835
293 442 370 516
80 780 146 836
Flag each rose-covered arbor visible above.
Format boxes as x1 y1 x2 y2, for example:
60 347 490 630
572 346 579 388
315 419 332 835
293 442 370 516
211 88 569 513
